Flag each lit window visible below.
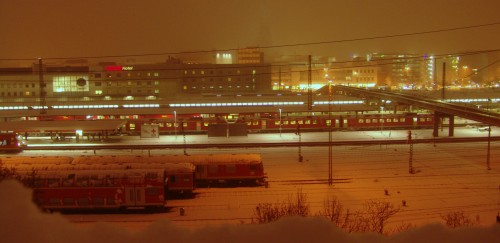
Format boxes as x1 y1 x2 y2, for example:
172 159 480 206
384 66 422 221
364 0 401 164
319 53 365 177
95 90 102 95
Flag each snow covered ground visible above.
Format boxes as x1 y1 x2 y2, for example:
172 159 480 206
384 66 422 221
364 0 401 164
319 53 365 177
2 127 499 242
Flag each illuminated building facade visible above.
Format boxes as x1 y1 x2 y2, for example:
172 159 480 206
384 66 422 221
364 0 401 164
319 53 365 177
237 47 264 64
0 60 273 105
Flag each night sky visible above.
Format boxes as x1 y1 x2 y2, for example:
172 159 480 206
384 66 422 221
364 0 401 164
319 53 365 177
1 0 499 63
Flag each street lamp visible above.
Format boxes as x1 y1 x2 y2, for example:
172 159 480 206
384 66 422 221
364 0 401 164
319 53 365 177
279 108 282 137
174 111 177 137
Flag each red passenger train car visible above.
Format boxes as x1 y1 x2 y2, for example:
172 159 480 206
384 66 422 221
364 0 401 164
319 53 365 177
24 169 167 211
71 155 197 195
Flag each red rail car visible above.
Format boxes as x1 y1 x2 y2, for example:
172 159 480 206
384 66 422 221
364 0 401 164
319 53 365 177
23 169 167 211
186 154 267 186
71 155 196 195
0 133 27 153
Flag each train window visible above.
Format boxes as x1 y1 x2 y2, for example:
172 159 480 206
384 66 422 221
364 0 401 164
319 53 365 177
427 118 432 121
49 198 60 206
48 179 59 187
93 198 104 206
146 172 159 179
358 119 364 123
313 120 317 124
366 119 371 124
78 198 90 206
372 119 377 123
253 121 259 125
226 165 236 173
420 118 425 122
90 176 102 186
62 178 74 187
326 120 331 126
298 120 303 125
208 165 218 174
166 123 172 127
291 120 296 125
76 176 89 187
63 198 74 205
275 121 280 125
284 121 289 125
400 118 406 122
246 121 252 126
196 165 204 173
183 123 188 127
146 188 159 195
386 118 391 123
107 197 116 205
393 118 398 122
34 179 46 187
204 122 209 127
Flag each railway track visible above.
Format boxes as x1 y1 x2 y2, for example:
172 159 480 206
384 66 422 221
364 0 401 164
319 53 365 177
25 136 500 150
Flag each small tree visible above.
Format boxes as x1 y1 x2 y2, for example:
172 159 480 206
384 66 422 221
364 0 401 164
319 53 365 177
252 189 310 224
364 200 400 234
441 211 477 228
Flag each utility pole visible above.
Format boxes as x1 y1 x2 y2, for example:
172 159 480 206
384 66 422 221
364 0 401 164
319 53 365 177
279 67 282 91
487 125 491 170
408 130 414 174
441 62 446 100
296 125 303 162
308 55 312 110
38 58 47 115
181 122 188 156
328 81 333 185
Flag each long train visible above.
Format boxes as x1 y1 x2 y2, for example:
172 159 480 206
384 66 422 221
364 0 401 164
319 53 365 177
27 112 436 135
0 153 266 211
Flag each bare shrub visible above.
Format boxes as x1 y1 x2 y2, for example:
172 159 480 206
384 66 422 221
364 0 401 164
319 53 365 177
317 197 400 234
317 196 363 231
252 189 310 224
441 211 477 228
364 199 400 234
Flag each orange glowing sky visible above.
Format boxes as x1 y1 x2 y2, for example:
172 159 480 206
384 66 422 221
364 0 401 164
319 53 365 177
0 0 499 63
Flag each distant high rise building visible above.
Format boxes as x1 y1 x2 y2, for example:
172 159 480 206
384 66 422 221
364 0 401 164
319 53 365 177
237 47 264 64
371 53 422 89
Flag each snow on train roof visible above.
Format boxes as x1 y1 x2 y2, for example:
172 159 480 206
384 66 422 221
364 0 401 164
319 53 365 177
72 154 262 165
0 156 74 165
33 168 166 179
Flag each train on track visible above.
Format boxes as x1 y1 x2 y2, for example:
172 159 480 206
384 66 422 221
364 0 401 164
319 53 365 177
24 112 436 136
0 153 267 211
0 133 27 153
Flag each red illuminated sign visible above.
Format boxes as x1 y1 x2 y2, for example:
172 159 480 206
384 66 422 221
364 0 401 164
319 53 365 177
105 66 134 71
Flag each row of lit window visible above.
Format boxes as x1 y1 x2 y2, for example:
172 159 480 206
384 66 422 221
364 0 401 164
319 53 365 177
447 98 499 103
169 102 305 107
97 72 160 79
183 69 257 75
183 77 255 82
359 118 406 124
314 101 364 105
95 81 160 86
0 83 37 88
0 91 35 97
183 85 253 90
94 89 160 95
